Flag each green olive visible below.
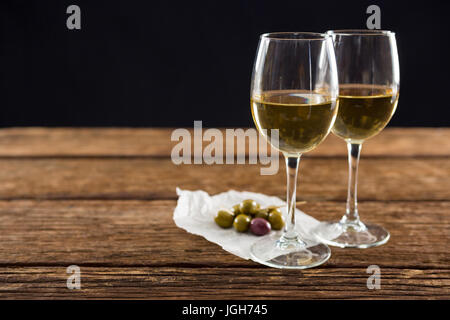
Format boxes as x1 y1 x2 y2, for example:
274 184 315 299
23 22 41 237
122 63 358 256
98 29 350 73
233 214 251 232
239 199 259 216
254 208 269 220
214 209 235 228
268 207 282 216
268 210 285 230
232 204 241 215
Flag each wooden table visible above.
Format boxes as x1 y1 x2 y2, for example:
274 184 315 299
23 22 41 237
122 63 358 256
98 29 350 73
0 127 448 299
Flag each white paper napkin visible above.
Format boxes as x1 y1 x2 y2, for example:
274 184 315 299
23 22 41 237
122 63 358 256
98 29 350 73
173 188 322 261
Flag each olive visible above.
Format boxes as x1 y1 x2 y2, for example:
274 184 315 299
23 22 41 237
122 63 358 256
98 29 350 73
233 214 251 232
239 199 259 215
267 206 282 215
250 218 271 236
254 208 269 220
214 209 235 228
231 204 241 215
268 210 285 230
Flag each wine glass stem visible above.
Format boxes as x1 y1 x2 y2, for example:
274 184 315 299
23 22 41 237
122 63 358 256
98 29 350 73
282 155 301 242
342 142 362 225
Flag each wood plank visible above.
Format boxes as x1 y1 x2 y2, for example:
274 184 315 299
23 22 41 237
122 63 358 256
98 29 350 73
0 266 448 299
0 200 448 269
0 128 447 300
0 128 448 157
0 158 448 201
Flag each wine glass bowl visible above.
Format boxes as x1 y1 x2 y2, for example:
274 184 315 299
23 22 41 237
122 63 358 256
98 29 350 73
332 84 399 143
250 32 338 268
252 90 337 154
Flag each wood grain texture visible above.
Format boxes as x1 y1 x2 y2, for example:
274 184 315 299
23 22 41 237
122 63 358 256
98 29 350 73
0 267 448 299
0 158 447 201
0 200 448 269
0 127 448 157
0 128 448 300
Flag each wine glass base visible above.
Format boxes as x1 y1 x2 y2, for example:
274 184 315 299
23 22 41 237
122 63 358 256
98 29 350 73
250 235 331 269
313 221 390 248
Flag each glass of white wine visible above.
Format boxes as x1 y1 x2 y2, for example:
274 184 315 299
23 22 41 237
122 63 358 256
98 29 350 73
250 32 338 269
313 30 400 248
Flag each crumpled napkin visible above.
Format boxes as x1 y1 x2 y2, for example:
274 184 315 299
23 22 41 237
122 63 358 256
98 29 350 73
173 188 321 261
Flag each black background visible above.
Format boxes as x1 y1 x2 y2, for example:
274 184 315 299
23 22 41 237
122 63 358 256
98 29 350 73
0 300 443 318
1 0 449 127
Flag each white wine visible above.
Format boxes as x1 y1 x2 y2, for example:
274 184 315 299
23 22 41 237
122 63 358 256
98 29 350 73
332 84 399 142
251 90 338 155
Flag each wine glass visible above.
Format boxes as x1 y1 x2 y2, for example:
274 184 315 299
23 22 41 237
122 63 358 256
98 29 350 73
250 32 338 269
313 30 400 248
